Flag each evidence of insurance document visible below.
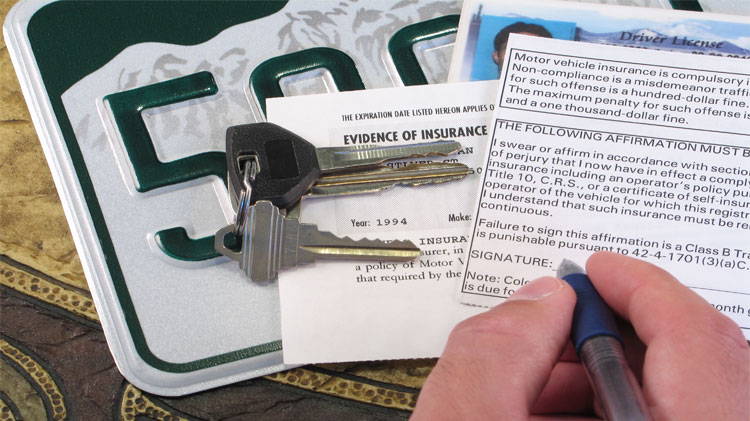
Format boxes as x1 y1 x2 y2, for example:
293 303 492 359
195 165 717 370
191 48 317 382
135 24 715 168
459 35 750 338
266 82 494 363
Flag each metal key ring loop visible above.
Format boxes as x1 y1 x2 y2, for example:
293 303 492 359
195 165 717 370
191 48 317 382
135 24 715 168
233 157 258 236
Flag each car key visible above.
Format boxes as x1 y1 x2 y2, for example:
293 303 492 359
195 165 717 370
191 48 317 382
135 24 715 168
225 122 464 209
214 201 420 282
306 161 470 198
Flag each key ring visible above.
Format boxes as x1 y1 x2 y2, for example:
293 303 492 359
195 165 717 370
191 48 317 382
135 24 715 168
233 156 258 236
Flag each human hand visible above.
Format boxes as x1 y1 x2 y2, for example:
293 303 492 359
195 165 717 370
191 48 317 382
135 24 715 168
411 251 749 420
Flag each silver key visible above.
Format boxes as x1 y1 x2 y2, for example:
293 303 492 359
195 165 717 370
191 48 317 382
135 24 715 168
315 140 463 172
307 162 471 198
225 122 464 209
215 201 420 282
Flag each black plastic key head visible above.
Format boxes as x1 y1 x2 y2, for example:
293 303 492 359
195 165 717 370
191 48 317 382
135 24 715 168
226 123 321 208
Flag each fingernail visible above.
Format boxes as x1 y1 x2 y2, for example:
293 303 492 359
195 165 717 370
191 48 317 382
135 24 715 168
507 277 563 301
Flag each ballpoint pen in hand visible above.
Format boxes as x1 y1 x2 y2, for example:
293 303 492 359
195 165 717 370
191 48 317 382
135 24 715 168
557 259 653 421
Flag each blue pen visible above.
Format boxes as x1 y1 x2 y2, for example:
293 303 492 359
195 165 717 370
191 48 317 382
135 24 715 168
557 259 652 421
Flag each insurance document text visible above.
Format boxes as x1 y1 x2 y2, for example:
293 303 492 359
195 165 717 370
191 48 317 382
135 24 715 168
460 35 749 339
267 82 494 363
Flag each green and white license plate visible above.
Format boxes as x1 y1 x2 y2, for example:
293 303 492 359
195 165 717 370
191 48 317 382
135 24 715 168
3 0 465 395
6 0 729 396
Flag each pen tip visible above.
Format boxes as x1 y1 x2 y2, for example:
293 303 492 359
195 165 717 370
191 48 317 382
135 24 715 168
556 259 585 278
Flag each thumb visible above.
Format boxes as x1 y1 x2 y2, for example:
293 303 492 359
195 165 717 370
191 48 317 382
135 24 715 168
413 277 577 420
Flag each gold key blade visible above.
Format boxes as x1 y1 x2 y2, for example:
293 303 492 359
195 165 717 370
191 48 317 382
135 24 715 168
297 226 420 264
308 162 470 198
215 201 421 282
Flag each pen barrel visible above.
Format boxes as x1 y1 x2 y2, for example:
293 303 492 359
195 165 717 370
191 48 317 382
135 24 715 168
579 336 652 421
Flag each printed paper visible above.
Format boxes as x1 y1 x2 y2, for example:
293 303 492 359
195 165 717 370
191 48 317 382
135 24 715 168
459 35 749 338
267 82 495 363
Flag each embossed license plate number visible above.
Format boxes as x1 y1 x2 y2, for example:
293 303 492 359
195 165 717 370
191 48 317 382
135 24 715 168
4 0 461 395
